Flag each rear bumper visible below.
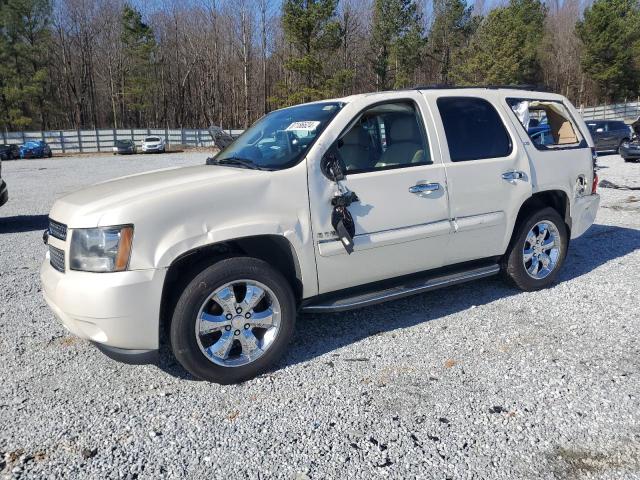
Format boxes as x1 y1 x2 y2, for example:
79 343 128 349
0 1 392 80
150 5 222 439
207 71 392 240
571 193 600 239
0 179 7 207
40 257 167 352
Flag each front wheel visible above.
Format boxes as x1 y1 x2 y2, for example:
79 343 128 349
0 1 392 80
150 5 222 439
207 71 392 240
170 257 296 384
502 207 568 291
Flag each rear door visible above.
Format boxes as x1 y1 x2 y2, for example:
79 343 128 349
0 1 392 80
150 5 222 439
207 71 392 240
424 92 532 265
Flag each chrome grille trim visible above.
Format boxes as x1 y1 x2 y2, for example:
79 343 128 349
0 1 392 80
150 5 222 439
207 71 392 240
49 218 67 241
49 245 65 273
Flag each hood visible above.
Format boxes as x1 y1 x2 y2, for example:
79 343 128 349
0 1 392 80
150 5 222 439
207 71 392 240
49 165 260 228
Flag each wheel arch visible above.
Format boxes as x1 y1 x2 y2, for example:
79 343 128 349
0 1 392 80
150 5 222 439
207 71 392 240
159 234 304 344
509 189 571 249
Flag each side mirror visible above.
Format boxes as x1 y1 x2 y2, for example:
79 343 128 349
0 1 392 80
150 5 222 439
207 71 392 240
321 147 345 182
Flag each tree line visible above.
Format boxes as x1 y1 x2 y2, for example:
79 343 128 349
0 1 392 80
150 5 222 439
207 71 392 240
1 0 640 132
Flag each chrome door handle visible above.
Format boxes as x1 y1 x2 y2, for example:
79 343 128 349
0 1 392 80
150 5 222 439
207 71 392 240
409 183 440 194
502 170 526 182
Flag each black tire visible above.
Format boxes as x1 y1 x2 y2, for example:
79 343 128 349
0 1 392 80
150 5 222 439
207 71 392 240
502 207 568 291
170 257 296 384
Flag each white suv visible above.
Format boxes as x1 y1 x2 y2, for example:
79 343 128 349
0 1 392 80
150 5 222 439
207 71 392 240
141 136 165 153
40 87 600 384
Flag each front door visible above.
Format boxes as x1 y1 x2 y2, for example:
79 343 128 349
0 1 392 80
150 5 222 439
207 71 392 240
307 93 452 294
424 92 533 265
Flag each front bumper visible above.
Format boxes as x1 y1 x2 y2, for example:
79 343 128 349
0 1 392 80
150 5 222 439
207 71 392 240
40 257 167 358
571 193 600 239
0 179 7 207
619 144 640 159
142 145 163 152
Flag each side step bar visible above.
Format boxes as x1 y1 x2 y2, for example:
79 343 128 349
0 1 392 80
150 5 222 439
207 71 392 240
302 264 501 313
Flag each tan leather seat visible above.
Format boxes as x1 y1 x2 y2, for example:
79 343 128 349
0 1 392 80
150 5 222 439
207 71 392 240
339 127 372 171
376 116 425 167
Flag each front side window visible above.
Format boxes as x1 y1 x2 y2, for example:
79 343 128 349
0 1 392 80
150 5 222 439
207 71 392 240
336 101 430 173
508 98 583 149
437 97 512 162
215 102 343 170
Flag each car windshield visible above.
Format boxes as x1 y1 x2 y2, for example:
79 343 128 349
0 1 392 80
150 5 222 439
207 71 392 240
214 102 344 170
116 140 131 147
145 137 161 142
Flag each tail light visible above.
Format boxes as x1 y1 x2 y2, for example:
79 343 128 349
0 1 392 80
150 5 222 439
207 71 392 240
591 147 598 194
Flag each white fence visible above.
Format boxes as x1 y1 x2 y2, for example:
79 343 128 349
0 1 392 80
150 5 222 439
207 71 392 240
3 100 640 153
579 100 640 122
0 128 243 153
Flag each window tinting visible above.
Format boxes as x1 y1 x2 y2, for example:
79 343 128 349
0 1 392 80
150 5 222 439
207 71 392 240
437 97 512 162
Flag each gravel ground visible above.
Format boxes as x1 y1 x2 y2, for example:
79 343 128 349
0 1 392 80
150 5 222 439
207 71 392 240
0 152 639 479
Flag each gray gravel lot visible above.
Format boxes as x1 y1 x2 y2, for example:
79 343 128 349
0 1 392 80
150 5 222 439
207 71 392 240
0 152 639 479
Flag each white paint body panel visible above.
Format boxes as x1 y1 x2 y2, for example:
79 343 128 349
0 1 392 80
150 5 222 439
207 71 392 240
40 88 600 352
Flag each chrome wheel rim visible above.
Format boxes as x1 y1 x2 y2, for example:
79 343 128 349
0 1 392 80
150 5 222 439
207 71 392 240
523 221 561 280
195 280 281 368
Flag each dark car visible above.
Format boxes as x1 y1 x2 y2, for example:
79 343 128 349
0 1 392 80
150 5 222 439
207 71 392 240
113 139 137 155
0 157 8 207
19 140 52 159
586 120 632 152
0 144 20 160
619 117 640 162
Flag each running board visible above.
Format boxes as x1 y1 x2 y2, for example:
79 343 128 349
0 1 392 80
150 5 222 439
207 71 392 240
302 264 501 313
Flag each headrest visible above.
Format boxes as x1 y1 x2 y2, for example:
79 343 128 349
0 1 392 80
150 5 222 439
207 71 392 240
342 127 369 146
389 116 417 142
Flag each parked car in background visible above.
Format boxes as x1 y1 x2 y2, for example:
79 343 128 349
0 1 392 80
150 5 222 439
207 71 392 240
141 136 165 154
586 120 632 152
527 118 551 136
113 139 137 155
530 129 555 147
0 144 20 160
41 87 600 384
0 157 7 207
19 140 52 159
619 117 640 162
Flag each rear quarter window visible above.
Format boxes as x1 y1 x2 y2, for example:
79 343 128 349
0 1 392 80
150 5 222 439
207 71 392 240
436 97 512 162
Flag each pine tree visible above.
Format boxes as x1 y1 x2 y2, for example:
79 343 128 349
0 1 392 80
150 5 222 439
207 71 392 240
280 0 344 105
576 0 640 102
428 0 478 85
453 0 547 86
121 4 156 126
370 0 424 90
0 0 52 130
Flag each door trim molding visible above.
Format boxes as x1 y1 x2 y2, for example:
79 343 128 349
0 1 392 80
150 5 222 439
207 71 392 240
318 219 451 257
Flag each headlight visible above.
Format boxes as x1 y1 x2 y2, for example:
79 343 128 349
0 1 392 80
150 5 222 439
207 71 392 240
70 226 134 272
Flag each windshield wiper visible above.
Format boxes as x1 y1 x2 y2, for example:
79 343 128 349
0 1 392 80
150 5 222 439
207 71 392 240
206 156 268 170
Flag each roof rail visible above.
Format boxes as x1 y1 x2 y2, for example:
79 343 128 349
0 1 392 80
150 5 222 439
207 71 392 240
410 84 550 92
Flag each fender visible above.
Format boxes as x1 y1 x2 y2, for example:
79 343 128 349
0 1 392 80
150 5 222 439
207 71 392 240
154 220 318 298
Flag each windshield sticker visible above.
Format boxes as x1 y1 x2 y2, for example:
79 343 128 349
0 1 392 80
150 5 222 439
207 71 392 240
286 121 321 131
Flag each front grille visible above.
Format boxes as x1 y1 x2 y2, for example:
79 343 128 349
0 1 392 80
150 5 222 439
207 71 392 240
49 245 65 273
49 218 67 241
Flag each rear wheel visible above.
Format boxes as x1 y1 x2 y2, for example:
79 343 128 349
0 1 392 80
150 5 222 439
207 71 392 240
502 207 568 291
170 257 296 384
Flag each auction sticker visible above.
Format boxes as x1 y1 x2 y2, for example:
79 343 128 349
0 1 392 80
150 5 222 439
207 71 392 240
286 121 321 131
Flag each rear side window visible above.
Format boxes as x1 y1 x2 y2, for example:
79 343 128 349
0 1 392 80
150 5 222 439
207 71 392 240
437 97 512 162
507 98 583 150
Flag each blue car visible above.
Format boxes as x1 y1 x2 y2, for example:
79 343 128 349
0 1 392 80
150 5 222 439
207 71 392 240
19 140 52 159
528 118 551 136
